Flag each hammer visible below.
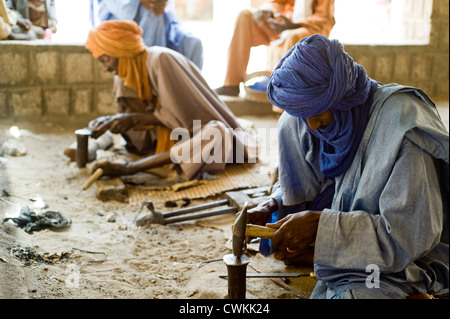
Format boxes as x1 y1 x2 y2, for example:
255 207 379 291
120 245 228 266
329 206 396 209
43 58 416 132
223 202 277 299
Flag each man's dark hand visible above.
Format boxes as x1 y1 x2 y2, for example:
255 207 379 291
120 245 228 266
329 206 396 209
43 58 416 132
140 0 167 16
17 17 32 31
253 9 274 25
91 159 131 177
266 14 299 33
267 210 321 265
245 197 278 243
88 114 137 138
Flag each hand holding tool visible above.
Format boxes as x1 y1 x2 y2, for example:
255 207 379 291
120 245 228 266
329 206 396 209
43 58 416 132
77 168 104 196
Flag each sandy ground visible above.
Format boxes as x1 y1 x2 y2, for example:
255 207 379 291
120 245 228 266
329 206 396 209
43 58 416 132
0 115 301 300
1 103 447 301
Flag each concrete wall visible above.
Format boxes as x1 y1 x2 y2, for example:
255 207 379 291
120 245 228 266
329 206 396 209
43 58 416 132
344 0 449 102
0 43 115 125
0 0 448 125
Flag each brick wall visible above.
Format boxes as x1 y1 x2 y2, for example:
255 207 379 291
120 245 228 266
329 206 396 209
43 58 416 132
0 43 115 124
0 0 448 125
344 0 449 102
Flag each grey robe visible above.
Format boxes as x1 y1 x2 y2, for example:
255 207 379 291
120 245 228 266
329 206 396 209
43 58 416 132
272 84 448 298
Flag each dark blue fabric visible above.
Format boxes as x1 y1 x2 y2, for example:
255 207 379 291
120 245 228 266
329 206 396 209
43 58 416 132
267 34 377 177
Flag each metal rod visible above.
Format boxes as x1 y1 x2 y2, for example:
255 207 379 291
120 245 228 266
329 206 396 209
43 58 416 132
163 199 230 218
75 129 91 168
163 206 237 224
223 254 249 299
219 272 311 278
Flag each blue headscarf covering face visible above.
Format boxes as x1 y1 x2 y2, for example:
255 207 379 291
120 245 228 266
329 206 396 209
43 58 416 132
267 34 378 177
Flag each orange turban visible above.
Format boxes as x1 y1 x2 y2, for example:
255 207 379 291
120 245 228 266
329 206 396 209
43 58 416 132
85 20 152 102
86 20 174 154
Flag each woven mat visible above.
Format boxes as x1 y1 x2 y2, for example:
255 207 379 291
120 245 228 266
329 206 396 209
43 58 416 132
248 253 317 299
127 163 272 205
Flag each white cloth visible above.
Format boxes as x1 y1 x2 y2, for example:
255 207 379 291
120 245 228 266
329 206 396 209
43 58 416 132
292 0 313 23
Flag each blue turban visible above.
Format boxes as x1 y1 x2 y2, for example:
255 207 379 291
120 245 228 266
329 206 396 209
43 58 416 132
268 34 378 177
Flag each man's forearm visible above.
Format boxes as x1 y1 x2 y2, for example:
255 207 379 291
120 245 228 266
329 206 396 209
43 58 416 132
130 112 162 127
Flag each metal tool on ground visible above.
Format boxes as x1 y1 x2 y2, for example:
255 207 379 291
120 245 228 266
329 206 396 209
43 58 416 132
219 272 315 279
75 128 92 168
133 186 269 226
219 271 315 285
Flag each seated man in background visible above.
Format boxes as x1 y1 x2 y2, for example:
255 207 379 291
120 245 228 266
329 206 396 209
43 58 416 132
247 34 449 299
5 0 57 39
84 20 257 181
215 0 335 97
1 0 35 39
90 0 203 70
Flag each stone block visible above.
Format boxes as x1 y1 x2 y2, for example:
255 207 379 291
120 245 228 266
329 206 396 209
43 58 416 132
96 88 115 114
93 59 115 82
0 92 8 118
393 54 412 80
435 81 450 101
44 89 70 115
11 89 42 116
64 53 93 83
439 21 449 50
411 55 432 80
374 55 393 81
354 54 374 78
34 51 60 83
433 55 449 80
73 88 92 115
0 52 28 86
433 0 449 18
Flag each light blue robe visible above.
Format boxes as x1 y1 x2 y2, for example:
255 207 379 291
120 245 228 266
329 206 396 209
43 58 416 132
272 84 449 299
90 0 203 70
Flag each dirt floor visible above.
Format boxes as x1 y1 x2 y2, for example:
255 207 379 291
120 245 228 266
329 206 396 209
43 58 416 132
1 103 447 302
0 115 304 300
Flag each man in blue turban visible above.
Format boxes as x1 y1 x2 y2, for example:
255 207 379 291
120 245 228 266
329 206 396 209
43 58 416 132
247 34 449 299
90 0 203 70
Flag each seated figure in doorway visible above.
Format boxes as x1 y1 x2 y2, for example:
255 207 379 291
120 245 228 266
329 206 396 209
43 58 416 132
1 0 35 39
90 0 204 70
5 0 57 39
215 0 335 99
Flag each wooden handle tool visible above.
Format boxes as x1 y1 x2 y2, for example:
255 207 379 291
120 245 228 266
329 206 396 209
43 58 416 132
245 224 276 239
81 168 103 191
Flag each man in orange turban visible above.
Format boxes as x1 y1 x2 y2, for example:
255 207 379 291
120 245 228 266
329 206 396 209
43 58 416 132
85 20 257 180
